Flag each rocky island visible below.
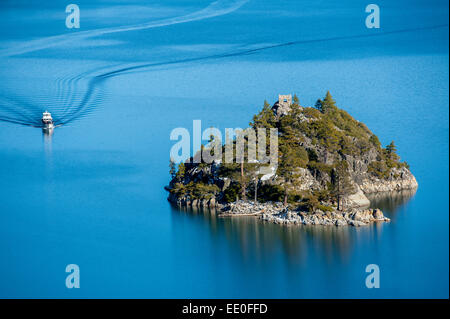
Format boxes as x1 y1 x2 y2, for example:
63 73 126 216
166 93 418 226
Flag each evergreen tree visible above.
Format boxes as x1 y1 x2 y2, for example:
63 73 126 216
254 175 259 203
246 130 262 203
240 161 246 200
175 162 186 180
386 141 397 154
314 99 323 112
320 91 337 113
169 158 176 179
369 134 382 149
218 136 248 201
278 144 308 206
384 141 400 164
245 162 263 203
250 100 276 129
330 161 355 210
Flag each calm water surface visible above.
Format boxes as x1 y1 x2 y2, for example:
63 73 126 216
0 0 448 298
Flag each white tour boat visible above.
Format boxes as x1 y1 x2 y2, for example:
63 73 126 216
42 111 54 130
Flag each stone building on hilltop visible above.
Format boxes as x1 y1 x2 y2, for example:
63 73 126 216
272 94 292 116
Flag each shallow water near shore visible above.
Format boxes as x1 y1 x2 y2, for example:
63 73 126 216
0 0 448 298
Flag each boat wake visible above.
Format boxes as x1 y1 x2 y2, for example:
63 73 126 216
0 0 446 130
0 0 249 128
0 69 106 128
0 0 249 58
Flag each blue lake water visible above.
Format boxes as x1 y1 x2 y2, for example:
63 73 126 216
0 0 448 298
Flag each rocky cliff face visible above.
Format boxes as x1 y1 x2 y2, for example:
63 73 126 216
359 167 418 193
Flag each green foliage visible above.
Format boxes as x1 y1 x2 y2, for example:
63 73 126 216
298 102 376 156
369 134 381 149
191 182 220 199
297 194 319 212
339 136 359 155
313 189 332 202
317 204 334 212
307 161 334 177
315 91 337 114
175 162 186 180
354 139 371 154
368 160 389 179
171 182 188 196
330 161 355 210
258 184 284 202
397 161 410 170
277 139 309 204
383 140 400 167
168 93 411 207
169 158 176 179
250 100 277 129
303 107 321 119
222 182 241 203
386 141 397 154
366 141 408 179
171 181 219 200
301 92 376 156
306 148 318 162
296 189 334 212
314 99 323 112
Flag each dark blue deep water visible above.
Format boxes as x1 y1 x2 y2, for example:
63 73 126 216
0 0 448 298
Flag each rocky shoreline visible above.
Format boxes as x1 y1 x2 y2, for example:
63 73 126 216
261 208 389 226
169 198 390 227
222 201 389 226
166 165 416 227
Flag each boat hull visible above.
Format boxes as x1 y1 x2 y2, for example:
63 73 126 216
42 123 54 130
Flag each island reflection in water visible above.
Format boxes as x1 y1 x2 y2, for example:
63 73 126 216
367 188 418 219
170 189 417 265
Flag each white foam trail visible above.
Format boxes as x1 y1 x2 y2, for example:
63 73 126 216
0 0 249 58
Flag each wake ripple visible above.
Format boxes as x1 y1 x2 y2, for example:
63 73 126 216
0 23 446 129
